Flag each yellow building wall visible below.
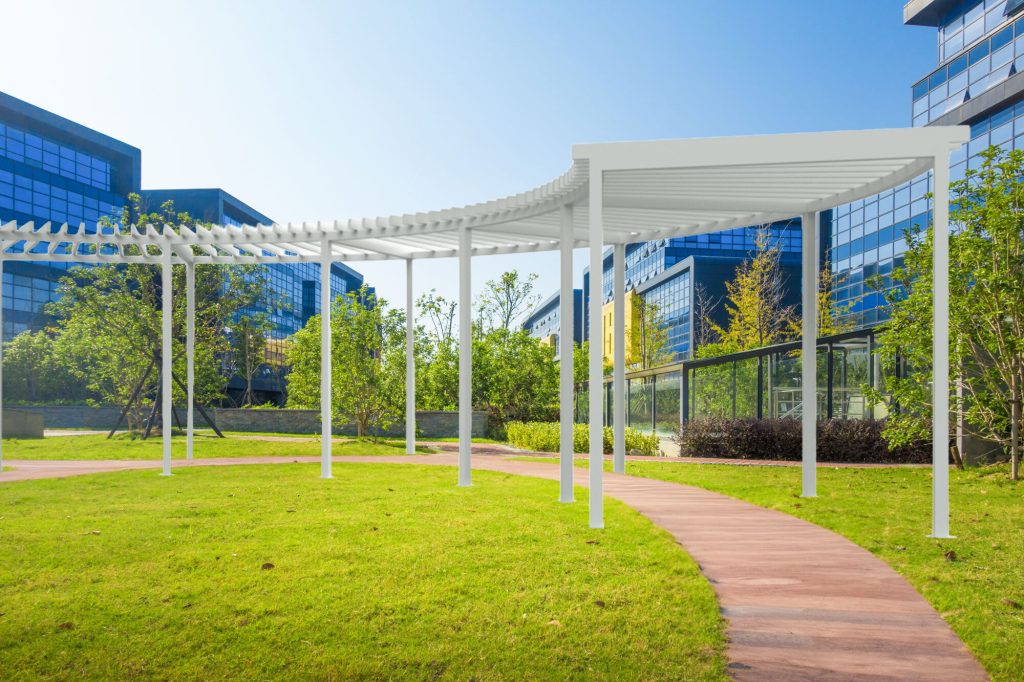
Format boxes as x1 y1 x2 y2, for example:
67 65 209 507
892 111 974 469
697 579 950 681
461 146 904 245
601 289 637 364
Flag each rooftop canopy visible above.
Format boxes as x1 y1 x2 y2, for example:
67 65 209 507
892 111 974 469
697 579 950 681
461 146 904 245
0 127 968 264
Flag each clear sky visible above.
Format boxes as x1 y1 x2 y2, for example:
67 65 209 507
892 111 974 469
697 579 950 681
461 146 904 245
2 0 937 321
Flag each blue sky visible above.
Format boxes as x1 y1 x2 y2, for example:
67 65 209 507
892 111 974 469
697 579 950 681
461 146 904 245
2 0 936 317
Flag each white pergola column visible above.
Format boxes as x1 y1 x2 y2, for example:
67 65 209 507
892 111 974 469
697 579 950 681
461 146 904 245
801 211 819 497
931 156 952 538
160 251 173 476
405 258 416 455
458 225 472 487
185 260 195 461
558 204 575 503
613 242 626 473
320 238 333 479
588 168 605 529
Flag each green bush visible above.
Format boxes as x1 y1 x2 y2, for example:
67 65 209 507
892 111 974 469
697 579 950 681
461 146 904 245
505 421 661 456
674 417 932 463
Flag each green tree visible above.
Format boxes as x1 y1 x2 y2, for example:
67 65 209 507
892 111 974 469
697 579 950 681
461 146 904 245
817 251 855 337
416 290 458 410
698 229 798 358
477 271 539 331
286 285 406 438
473 326 558 425
48 195 269 429
228 314 273 406
868 146 1024 478
629 295 671 370
2 330 86 403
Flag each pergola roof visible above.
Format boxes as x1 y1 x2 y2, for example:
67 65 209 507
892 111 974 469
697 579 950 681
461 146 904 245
0 126 969 264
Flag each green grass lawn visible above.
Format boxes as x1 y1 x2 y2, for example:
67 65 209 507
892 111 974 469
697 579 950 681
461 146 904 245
0 464 725 680
3 433 435 460
514 456 1023 681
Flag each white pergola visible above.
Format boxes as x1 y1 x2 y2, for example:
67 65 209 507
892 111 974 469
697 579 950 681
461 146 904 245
0 126 969 536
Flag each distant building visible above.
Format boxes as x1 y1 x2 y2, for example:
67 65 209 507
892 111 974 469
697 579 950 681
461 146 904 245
0 91 140 338
579 221 809 364
522 289 583 360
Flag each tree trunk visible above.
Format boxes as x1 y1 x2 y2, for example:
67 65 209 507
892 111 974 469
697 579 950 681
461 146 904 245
1012 378 1020 481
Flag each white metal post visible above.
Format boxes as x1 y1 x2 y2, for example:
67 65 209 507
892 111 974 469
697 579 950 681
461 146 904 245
613 242 626 473
801 211 818 497
406 258 416 455
931 157 952 538
559 204 575 503
588 167 605 529
458 225 472 486
185 260 195 460
320 238 333 479
161 251 173 476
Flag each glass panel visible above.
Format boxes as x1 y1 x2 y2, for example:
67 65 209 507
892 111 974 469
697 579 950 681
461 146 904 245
692 364 733 418
628 378 654 434
831 340 872 419
654 372 681 437
734 357 760 418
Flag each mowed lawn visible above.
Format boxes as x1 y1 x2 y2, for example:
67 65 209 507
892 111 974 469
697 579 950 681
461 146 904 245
0 464 726 680
2 433 434 460
515 456 1024 681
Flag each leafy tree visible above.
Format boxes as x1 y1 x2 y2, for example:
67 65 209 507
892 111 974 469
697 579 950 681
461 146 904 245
817 251 855 337
286 285 406 437
48 195 269 429
416 290 459 410
629 295 671 370
868 146 1024 478
228 314 273 406
473 326 558 424
572 341 613 384
2 330 86 403
417 289 456 344
477 271 539 330
697 228 798 358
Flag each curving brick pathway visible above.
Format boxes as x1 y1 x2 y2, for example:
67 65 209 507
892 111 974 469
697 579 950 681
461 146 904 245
1 452 986 680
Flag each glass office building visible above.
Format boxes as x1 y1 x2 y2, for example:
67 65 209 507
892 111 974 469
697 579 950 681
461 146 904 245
835 0 1024 328
0 92 140 338
570 220 806 362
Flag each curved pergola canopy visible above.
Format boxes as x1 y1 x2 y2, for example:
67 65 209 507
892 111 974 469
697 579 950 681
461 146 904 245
0 127 968 264
0 125 970 536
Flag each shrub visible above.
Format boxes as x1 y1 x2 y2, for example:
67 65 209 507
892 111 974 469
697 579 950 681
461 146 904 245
505 421 661 456
674 417 932 464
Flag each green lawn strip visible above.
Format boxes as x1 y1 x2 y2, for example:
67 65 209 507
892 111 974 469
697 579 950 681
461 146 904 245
3 434 435 460
511 455 1023 681
0 464 725 680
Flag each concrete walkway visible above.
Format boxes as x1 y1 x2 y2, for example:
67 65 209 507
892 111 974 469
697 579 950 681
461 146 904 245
0 452 985 680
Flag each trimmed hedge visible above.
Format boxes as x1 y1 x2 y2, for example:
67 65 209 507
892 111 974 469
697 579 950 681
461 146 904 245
674 417 933 464
505 421 662 457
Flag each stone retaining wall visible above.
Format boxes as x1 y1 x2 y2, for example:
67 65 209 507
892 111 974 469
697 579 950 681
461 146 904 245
15 405 484 438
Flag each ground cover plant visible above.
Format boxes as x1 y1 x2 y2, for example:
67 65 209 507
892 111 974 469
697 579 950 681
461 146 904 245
0 464 725 680
2 433 434 460
511 456 1022 680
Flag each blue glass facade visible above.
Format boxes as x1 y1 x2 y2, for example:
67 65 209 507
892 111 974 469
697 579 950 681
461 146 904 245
560 220 805 364
836 0 1024 328
0 92 139 338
